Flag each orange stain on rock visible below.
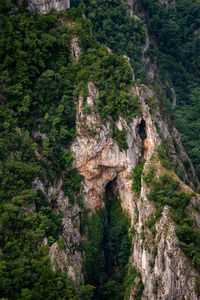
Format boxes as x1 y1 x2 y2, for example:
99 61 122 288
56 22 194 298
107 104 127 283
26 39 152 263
144 138 151 157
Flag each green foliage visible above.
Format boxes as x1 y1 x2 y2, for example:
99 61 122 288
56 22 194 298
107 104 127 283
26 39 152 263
82 104 94 114
104 193 131 278
74 45 140 121
152 246 157 259
140 231 146 241
62 169 83 204
174 87 200 179
131 159 146 194
0 6 143 296
138 0 200 180
124 264 144 300
0 0 11 13
134 280 144 300
143 166 155 185
144 208 162 234
71 0 146 78
176 223 200 271
134 207 139 223
83 209 106 288
112 128 128 151
157 143 173 170
147 174 190 210
0 8 97 298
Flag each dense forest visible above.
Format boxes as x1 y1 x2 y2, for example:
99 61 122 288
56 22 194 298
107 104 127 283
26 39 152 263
1 0 200 299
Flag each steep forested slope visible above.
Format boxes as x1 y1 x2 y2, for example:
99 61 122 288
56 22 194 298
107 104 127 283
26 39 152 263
0 6 90 299
1 1 200 299
137 0 200 181
71 0 200 182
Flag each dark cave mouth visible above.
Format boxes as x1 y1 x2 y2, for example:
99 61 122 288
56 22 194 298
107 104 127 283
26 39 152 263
105 178 117 202
138 118 147 141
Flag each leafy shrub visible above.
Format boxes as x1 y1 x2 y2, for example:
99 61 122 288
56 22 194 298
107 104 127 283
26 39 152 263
112 128 128 151
124 264 144 300
0 8 95 298
138 0 200 180
143 166 155 184
131 159 146 194
157 143 173 170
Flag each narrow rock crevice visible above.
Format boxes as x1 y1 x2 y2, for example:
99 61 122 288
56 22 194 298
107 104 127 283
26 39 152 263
138 118 147 141
105 179 116 202
138 118 147 158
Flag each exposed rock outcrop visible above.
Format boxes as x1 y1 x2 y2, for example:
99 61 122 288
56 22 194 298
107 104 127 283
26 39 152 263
133 171 199 300
71 80 200 299
17 0 70 14
71 82 143 211
70 36 81 61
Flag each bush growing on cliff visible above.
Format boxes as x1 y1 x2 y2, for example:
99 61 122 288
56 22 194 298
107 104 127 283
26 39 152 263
112 128 128 151
74 45 141 121
131 159 146 194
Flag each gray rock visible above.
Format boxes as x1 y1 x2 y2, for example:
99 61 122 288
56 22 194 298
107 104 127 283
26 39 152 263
18 0 70 14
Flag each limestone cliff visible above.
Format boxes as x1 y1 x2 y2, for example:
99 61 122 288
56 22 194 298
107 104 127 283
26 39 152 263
70 75 200 298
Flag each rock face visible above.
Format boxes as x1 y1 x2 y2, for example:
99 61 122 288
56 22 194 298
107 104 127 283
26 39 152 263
25 0 70 14
71 82 143 211
133 158 200 299
71 80 200 299
70 36 81 61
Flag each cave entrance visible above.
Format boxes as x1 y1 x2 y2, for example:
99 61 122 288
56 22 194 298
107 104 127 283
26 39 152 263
105 179 116 202
138 118 147 141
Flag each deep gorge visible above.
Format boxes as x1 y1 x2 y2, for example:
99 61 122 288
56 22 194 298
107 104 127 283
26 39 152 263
84 180 132 300
0 0 200 299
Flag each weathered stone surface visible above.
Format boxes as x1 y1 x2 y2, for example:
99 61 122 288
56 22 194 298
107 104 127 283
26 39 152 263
71 80 200 299
71 82 143 211
134 181 199 300
70 36 81 61
21 0 70 14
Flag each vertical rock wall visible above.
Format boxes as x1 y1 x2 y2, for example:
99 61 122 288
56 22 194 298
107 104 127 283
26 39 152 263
71 81 200 299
